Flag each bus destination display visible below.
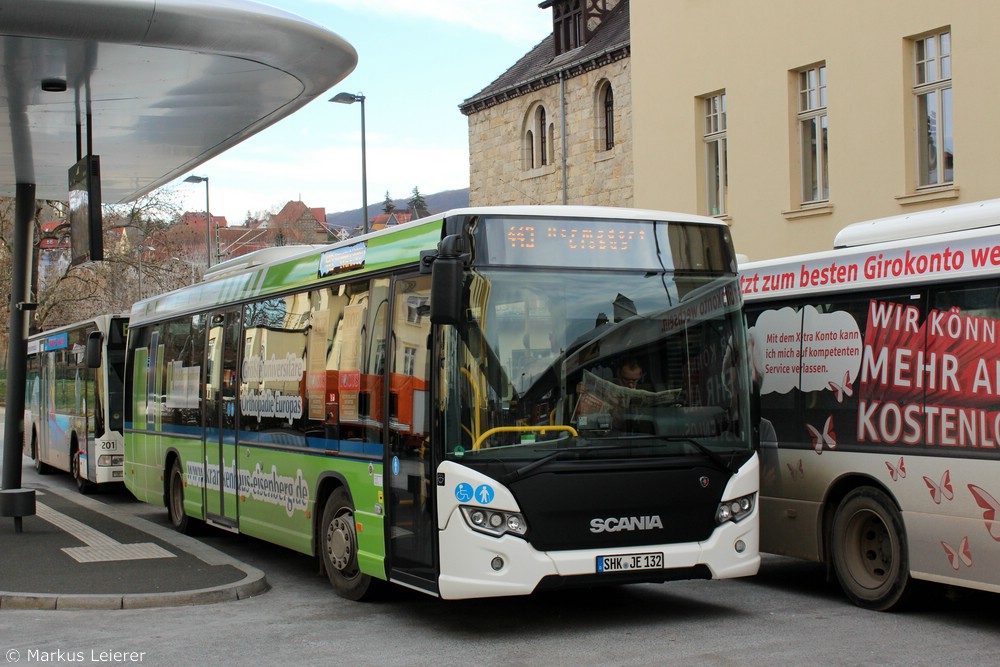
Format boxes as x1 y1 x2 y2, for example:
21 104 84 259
484 217 659 269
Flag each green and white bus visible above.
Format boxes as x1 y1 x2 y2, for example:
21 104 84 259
124 206 759 600
26 314 129 493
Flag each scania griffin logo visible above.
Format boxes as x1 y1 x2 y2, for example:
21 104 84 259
590 515 664 533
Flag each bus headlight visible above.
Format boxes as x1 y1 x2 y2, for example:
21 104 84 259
460 506 528 538
716 493 755 524
98 455 124 467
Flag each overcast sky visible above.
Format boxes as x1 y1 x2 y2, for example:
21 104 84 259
173 0 552 224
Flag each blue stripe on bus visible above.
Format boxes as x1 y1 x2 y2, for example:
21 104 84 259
125 421 384 459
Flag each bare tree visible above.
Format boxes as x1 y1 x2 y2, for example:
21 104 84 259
32 187 184 330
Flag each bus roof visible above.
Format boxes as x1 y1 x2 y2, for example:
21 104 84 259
432 205 728 225
130 205 730 326
740 199 1000 301
28 313 128 340
834 198 1000 248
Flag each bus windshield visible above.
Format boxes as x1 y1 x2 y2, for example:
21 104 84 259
444 267 750 464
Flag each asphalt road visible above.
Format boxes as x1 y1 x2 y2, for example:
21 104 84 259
3 466 999 667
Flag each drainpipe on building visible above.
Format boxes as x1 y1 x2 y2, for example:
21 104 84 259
559 70 568 204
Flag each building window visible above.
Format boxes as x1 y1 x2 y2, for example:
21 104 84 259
703 92 727 216
537 106 548 167
603 84 615 151
553 0 583 55
403 346 417 377
405 296 427 325
523 104 554 171
914 30 953 187
798 64 829 203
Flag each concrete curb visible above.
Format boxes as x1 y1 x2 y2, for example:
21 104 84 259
0 485 269 610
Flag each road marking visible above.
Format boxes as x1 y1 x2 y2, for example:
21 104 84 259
36 502 176 563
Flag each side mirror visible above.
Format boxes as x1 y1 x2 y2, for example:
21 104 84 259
430 234 466 326
430 256 463 326
86 331 103 368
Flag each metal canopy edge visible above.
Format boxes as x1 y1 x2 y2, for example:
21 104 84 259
0 0 359 202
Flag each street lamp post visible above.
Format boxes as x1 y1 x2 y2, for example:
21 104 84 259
183 175 212 267
330 92 368 235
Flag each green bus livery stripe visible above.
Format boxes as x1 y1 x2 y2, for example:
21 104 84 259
255 221 442 295
131 218 443 325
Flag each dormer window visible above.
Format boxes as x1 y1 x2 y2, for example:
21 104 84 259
553 0 583 55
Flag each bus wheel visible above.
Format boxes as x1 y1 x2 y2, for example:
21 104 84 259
167 459 191 534
831 487 911 611
71 448 93 495
32 434 52 475
321 487 373 601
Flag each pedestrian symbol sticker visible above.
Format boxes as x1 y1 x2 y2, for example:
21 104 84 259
475 484 495 504
455 483 473 503
392 456 400 476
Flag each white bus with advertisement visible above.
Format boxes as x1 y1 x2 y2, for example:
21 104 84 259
740 199 1000 610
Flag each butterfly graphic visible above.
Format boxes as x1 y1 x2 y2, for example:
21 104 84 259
828 371 854 403
786 459 804 480
941 536 973 570
923 470 954 504
885 457 906 481
968 484 1000 541
806 415 836 454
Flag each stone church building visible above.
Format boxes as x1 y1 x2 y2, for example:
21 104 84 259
460 0 631 208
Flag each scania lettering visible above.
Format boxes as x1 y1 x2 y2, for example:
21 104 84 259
590 515 664 533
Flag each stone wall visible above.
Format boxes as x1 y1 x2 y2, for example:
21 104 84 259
467 58 632 208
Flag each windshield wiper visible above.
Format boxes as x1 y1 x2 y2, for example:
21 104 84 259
502 444 623 484
662 436 740 475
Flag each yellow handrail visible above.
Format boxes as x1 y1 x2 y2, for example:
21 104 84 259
473 425 578 451
460 367 481 444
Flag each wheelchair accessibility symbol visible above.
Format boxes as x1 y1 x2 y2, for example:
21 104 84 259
455 483 473 502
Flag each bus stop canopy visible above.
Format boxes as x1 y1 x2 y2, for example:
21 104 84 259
0 0 358 202
0 0 358 522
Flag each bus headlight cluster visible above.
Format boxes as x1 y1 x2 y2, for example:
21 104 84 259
716 493 755 524
98 455 124 467
460 506 528 538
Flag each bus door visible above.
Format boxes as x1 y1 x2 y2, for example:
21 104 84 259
385 274 438 592
204 308 241 529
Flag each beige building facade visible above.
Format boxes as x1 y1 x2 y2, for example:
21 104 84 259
631 1 1000 261
461 0 633 208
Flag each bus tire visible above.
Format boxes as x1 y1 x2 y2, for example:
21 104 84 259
167 458 191 534
32 433 52 475
831 487 912 611
320 487 373 601
71 447 93 495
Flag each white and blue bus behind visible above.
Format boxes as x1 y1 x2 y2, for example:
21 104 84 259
26 314 129 492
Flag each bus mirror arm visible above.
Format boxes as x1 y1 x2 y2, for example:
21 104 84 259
85 331 103 368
